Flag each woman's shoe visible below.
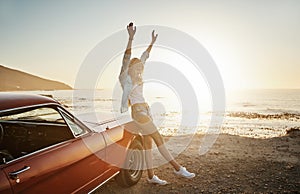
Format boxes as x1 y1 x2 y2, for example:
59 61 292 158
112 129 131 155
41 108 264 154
174 166 195 179
147 175 168 185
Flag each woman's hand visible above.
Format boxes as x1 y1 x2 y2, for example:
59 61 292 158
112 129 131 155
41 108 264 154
145 30 158 53
151 30 158 44
127 23 136 39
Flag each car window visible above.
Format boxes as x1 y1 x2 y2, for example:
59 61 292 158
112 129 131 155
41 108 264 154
0 106 74 164
59 110 88 137
0 107 64 123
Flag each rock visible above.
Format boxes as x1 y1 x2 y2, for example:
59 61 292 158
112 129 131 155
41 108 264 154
286 127 300 138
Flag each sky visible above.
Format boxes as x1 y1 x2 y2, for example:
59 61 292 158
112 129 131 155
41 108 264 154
0 0 299 90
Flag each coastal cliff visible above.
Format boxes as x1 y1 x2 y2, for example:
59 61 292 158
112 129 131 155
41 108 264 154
0 65 72 91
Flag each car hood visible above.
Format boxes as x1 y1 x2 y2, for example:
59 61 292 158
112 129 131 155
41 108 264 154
75 112 132 132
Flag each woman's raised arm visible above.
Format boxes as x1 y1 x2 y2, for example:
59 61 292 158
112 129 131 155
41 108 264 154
146 30 158 53
125 23 136 54
120 23 136 76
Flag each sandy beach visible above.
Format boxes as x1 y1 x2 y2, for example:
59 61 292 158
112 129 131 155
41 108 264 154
94 128 300 193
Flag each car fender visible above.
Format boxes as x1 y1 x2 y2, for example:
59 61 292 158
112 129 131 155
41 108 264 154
103 123 143 169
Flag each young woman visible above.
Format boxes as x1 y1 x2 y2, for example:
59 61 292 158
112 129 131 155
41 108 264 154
119 23 195 185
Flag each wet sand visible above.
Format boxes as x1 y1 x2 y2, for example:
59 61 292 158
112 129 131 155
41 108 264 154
94 129 300 193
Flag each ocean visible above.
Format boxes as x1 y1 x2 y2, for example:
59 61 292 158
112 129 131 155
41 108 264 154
8 89 300 139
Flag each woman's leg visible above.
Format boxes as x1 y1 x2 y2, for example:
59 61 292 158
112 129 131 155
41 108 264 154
133 106 180 171
150 131 181 171
132 105 195 179
143 135 154 179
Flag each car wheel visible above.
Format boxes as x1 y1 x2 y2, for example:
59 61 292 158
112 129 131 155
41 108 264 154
115 140 144 187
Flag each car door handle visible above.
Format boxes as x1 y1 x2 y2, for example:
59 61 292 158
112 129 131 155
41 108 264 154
9 166 31 180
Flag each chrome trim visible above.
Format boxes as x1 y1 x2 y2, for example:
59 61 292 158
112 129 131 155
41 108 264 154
0 120 67 127
88 171 120 194
57 107 89 137
0 103 60 115
9 166 31 179
85 118 117 127
0 123 3 144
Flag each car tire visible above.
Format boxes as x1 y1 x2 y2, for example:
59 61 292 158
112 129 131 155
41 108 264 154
115 140 144 187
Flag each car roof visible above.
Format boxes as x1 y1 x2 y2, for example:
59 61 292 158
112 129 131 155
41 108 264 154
0 92 59 112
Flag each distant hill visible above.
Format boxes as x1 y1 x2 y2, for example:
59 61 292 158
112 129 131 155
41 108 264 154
0 65 72 91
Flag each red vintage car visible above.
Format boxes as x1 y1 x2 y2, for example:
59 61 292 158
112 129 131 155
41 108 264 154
0 93 144 193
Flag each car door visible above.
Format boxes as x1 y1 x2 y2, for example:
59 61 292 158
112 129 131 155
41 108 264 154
1 106 108 194
0 169 12 194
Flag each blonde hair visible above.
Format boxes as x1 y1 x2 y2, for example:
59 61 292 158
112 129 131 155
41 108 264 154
129 58 142 68
128 58 144 84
